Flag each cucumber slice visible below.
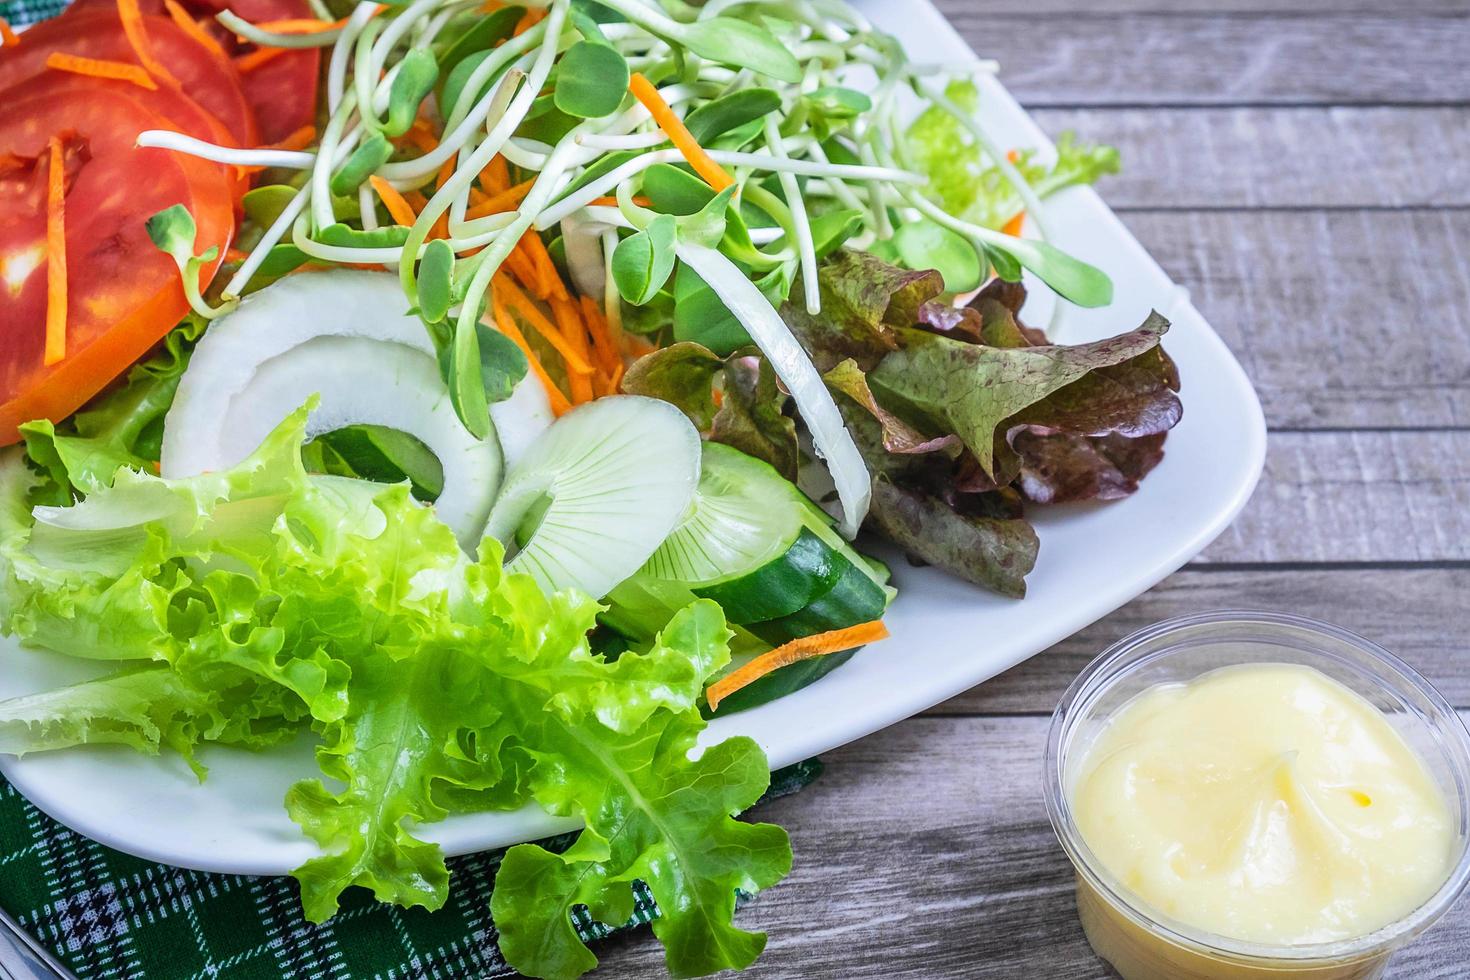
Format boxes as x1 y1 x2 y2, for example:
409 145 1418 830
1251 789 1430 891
693 529 841 623
747 557 889 645
482 396 701 599
161 270 553 549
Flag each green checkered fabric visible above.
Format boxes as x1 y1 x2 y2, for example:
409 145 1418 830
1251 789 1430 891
0 0 68 28
0 761 821 979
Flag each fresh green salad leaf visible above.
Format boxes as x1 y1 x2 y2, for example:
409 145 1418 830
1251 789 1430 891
906 80 1121 230
385 48 440 137
554 40 629 118
0 405 788 978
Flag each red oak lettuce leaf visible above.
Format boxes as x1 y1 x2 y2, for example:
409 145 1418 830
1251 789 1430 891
781 250 944 372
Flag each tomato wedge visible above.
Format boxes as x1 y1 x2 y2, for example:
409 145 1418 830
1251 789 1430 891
0 83 234 442
0 9 258 147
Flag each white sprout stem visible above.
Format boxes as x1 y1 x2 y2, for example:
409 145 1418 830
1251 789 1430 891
397 67 528 299
351 16 383 130
806 142 868 213
369 0 441 78
224 187 311 300
291 216 407 264
748 226 784 245
217 9 343 47
310 98 362 230
535 149 924 230
916 78 1055 243
763 116 819 314
328 1 380 114
137 130 316 169
576 130 668 152
381 20 551 181
359 184 378 231
499 138 552 170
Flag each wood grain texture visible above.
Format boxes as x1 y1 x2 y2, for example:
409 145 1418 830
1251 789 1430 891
932 567 1470 715
936 0 1469 13
1127 210 1470 428
953 16 1470 106
1030 107 1470 208
594 717 1470 979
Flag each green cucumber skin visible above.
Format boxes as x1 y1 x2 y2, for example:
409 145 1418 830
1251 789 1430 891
747 557 889 645
691 528 842 623
704 649 858 718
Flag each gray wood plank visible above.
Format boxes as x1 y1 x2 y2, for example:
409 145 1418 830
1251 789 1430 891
1127 209 1470 429
931 567 1470 715
1030 107 1470 209
943 16 1470 106
1203 431 1470 562
593 716 1470 978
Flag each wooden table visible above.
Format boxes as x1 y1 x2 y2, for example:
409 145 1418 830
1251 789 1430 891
598 0 1470 976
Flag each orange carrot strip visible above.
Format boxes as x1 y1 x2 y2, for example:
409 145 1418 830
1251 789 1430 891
248 15 348 33
465 178 534 219
479 154 510 195
629 72 733 192
578 294 621 376
706 621 890 711
513 6 545 35
586 195 653 207
491 293 572 416
45 52 159 89
551 294 594 403
1001 212 1025 237
0 15 21 46
495 275 595 376
519 230 567 300
118 0 183 87
225 246 250 263
163 0 227 59
268 124 317 151
44 137 68 367
235 46 288 72
398 118 439 155
369 175 418 227
502 243 540 293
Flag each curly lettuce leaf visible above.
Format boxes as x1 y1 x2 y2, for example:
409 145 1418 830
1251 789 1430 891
907 80 1121 230
1 406 791 976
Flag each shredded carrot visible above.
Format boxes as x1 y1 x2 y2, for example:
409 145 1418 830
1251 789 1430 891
628 72 733 192
491 293 572 416
398 118 439 155
235 46 287 72
586 195 652 208
502 243 540 294
247 15 348 34
118 0 183 88
44 137 68 367
623 334 657 358
519 231 567 300
1001 212 1025 237
480 154 510 195
495 274 595 376
512 6 545 35
578 294 622 376
225 246 250 263
465 178 535 219
268 124 317 151
369 175 418 227
706 621 890 711
163 0 227 59
1005 148 1021 164
551 294 594 403
45 52 159 89
0 15 19 46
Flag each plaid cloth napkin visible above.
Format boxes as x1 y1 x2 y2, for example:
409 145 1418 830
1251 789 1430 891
0 761 821 979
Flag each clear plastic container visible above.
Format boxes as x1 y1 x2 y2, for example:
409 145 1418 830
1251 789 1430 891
1044 611 1470 980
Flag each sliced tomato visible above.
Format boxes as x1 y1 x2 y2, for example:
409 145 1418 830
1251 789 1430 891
0 9 258 147
0 84 234 442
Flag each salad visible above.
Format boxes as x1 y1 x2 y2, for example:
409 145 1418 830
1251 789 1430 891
0 0 1181 977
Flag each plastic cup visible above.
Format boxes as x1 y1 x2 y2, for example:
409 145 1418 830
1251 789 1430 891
1043 611 1470 980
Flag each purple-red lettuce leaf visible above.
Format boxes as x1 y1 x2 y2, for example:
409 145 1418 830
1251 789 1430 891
780 250 943 372
711 353 799 480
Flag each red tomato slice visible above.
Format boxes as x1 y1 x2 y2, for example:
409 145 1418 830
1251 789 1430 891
0 84 234 442
0 9 258 148
68 0 321 146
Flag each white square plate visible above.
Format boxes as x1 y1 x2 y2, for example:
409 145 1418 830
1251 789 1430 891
0 0 1265 874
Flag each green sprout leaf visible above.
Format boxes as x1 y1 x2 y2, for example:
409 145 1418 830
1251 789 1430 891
893 220 982 294
802 85 871 120
241 184 298 227
145 205 234 319
416 239 455 324
554 41 629 118
677 184 737 249
809 209 864 260
385 49 440 137
678 18 801 83
448 312 491 438
329 131 394 196
643 163 714 215
684 88 782 144
612 213 677 306
317 224 412 248
994 238 1113 307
